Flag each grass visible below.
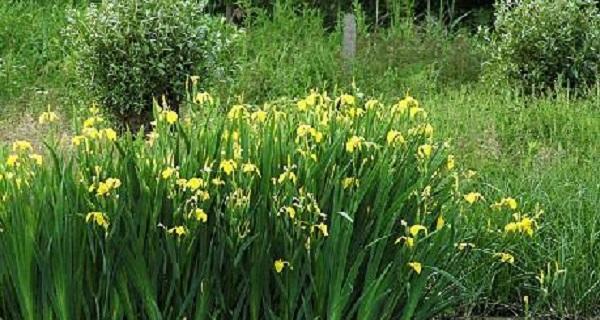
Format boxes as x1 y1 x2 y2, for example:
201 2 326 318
424 85 600 316
0 92 476 319
0 2 65 113
0 0 85 137
0 0 598 318
217 5 482 104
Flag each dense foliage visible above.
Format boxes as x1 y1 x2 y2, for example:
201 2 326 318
0 90 538 318
63 0 237 127
483 0 600 90
216 4 483 104
0 0 599 318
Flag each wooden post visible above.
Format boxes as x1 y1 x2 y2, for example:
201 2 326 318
342 13 357 75
375 0 379 29
226 2 233 24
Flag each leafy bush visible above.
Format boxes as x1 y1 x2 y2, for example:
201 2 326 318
0 89 535 319
482 0 600 90
64 0 237 127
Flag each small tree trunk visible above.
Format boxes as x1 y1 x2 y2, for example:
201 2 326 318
342 13 357 75
226 3 233 24
375 0 379 29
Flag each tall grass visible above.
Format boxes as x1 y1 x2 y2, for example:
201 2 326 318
217 4 482 104
0 90 514 318
0 0 598 317
0 1 87 120
424 84 600 316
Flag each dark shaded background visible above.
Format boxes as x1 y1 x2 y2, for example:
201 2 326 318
206 0 496 29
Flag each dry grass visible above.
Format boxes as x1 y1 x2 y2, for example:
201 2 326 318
0 112 71 150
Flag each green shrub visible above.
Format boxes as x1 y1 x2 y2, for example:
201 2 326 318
482 0 600 90
64 0 237 127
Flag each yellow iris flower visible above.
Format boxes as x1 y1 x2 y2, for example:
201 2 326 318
408 261 422 274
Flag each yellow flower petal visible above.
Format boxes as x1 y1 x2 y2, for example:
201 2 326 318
161 167 176 180
447 155 455 170
193 208 208 223
464 192 483 204
494 252 515 264
86 212 110 230
408 261 422 274
274 259 288 273
436 215 445 230
409 224 427 237
345 136 363 153
219 159 237 176
164 111 178 124
168 226 187 237
417 144 432 158
316 223 329 237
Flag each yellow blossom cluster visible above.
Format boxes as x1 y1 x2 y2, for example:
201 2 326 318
0 89 540 292
4 140 43 169
491 197 518 210
91 177 122 197
505 215 534 236
86 211 109 230
71 107 118 148
38 106 59 124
